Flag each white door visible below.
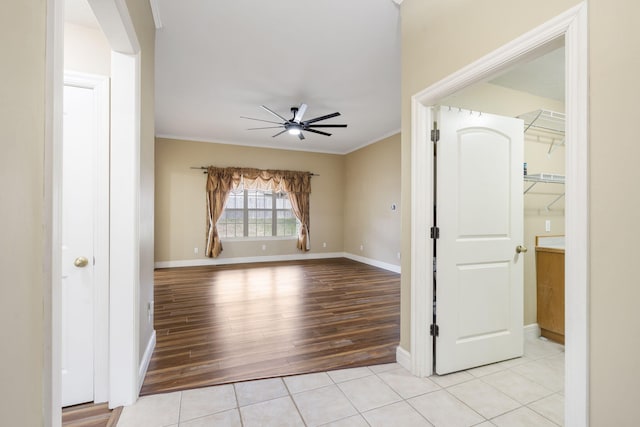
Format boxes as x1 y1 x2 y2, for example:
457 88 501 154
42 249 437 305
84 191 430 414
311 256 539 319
61 84 97 406
434 106 524 375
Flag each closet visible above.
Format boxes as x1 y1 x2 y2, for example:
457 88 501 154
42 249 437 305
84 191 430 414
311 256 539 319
520 109 566 210
520 109 566 344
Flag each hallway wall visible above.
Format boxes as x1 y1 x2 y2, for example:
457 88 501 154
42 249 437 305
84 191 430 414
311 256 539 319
0 2 48 425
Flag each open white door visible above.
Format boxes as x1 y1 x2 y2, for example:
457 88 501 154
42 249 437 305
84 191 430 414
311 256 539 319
434 106 524 375
61 84 97 406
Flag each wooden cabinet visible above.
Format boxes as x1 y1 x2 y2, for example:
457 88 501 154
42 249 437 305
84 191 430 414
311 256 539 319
536 242 565 344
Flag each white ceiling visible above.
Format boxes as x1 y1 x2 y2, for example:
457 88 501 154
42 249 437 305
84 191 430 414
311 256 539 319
66 1 564 154
490 47 565 102
154 0 402 154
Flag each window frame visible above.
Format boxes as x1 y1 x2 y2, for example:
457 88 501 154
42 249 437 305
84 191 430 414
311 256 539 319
218 189 300 240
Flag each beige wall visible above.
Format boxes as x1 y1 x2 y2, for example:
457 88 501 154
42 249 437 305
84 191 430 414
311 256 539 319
0 2 46 425
125 0 157 365
442 82 566 325
402 0 640 422
589 0 640 423
400 1 580 353
64 22 110 75
155 138 345 262
11 0 638 422
344 133 401 267
400 0 579 350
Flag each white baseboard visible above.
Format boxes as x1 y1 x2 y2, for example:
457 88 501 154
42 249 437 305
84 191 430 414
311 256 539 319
155 252 402 274
342 253 401 273
155 252 345 269
524 323 541 340
396 346 411 372
138 330 156 394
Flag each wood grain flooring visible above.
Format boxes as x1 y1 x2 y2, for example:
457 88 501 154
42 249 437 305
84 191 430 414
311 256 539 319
140 258 400 395
62 402 121 427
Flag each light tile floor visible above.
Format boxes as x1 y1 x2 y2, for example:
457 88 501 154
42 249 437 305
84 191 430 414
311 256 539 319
118 336 565 427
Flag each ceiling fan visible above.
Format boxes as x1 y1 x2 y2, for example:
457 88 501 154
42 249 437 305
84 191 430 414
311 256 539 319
241 104 347 140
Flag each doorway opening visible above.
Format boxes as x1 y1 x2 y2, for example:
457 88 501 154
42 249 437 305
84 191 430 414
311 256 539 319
50 0 143 423
409 3 587 425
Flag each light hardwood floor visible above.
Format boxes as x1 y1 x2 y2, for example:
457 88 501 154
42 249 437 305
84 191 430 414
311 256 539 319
140 258 400 395
61 402 121 427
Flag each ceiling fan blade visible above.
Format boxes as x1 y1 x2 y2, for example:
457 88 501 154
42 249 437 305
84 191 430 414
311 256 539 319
261 105 289 122
306 124 348 128
272 129 288 138
294 103 307 123
298 132 305 140
304 128 332 137
303 111 341 125
241 116 283 125
247 126 284 130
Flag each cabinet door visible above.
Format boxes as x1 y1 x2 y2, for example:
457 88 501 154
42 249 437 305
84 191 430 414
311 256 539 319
536 249 565 343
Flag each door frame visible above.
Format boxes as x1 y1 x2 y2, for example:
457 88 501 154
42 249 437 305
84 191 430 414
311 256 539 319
409 3 588 426
63 72 111 404
46 0 142 424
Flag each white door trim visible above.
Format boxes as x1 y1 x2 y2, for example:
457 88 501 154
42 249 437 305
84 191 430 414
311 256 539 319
409 3 588 426
109 50 142 407
45 0 65 424
48 1 142 424
63 72 111 404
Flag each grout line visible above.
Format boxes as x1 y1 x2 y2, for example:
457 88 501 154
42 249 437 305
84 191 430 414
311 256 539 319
231 383 245 427
404 391 443 426
440 387 493 423
133 343 563 427
281 376 309 427
527 405 563 427
526 392 564 426
176 391 183 425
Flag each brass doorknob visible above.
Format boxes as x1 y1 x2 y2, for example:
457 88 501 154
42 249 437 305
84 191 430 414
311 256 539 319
516 245 528 254
74 256 89 268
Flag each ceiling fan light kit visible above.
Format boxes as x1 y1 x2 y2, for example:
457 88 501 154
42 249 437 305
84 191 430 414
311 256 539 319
242 103 347 140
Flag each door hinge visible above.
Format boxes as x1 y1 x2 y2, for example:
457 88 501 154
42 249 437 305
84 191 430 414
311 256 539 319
430 324 439 337
430 226 440 239
432 257 437 273
431 120 440 142
431 128 440 143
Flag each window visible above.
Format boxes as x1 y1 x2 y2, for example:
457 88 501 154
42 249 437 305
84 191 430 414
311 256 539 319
217 189 300 238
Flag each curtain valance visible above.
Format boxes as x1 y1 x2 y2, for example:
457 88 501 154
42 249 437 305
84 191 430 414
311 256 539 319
205 167 311 194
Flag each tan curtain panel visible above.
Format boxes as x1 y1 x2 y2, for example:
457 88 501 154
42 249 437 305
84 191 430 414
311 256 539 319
205 167 237 257
287 190 310 251
205 167 312 257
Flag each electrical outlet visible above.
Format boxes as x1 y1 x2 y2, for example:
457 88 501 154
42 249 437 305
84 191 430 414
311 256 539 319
261 244 266 251
360 244 364 251
397 252 401 260
545 219 551 232
323 242 327 248
194 247 199 255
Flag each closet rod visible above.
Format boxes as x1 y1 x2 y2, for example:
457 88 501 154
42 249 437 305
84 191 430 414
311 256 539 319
190 166 319 176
